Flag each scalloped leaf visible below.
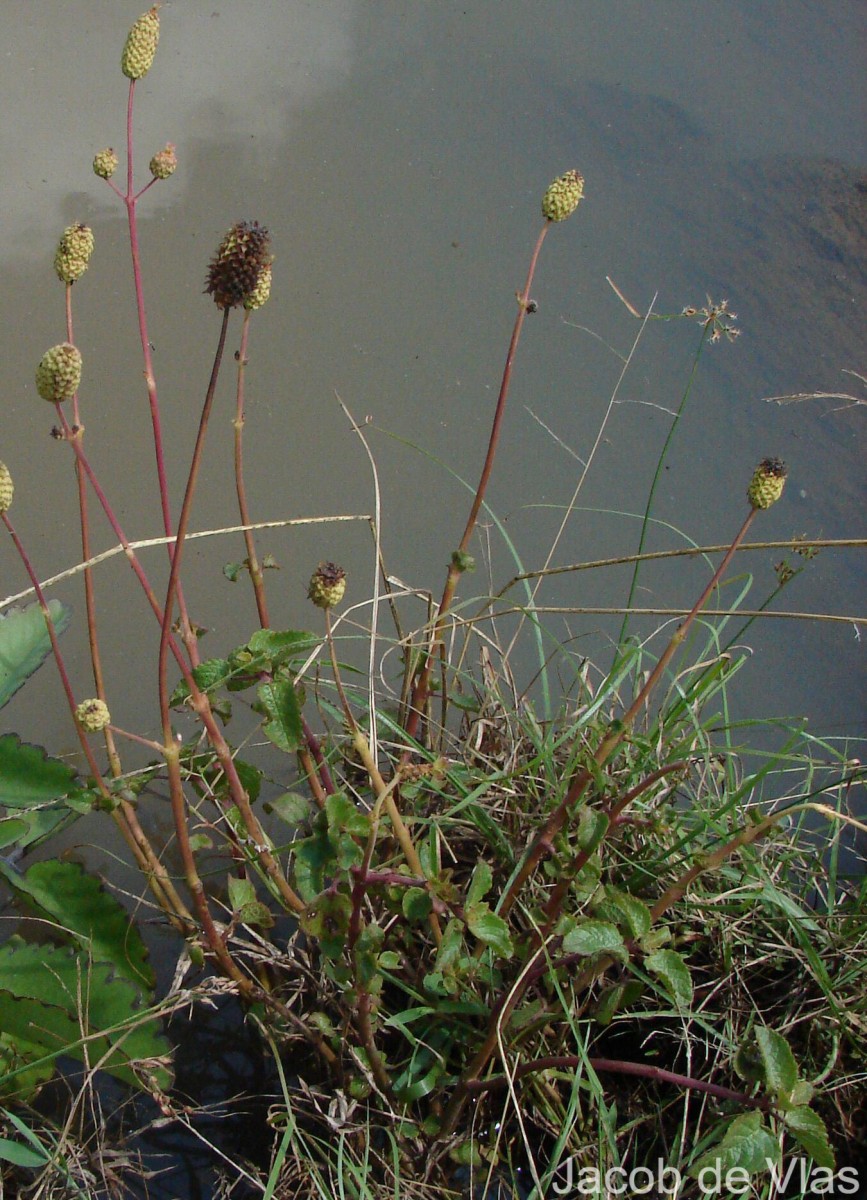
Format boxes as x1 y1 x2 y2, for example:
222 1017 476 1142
0 600 71 710
592 887 652 939
645 948 693 1008
782 1106 835 1168
755 1025 798 1100
246 628 320 667
0 939 171 1091
690 1111 779 1178
0 860 153 991
257 679 302 753
0 734 79 809
561 919 626 961
465 904 514 958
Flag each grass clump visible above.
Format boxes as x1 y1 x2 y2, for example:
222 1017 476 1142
0 7 864 1198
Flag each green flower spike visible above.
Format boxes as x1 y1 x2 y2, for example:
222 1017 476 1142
121 6 160 80
54 224 94 284
205 220 273 310
75 699 111 733
93 148 119 180
307 562 347 610
36 344 82 403
244 262 272 311
149 143 177 180
541 169 585 222
747 458 788 510
0 462 13 514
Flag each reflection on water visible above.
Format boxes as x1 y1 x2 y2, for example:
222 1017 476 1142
0 5 863 1194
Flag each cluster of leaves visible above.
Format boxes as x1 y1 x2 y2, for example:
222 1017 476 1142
0 605 170 1104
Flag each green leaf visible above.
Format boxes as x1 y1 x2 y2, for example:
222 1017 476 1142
0 734 79 809
755 1026 798 1100
257 679 303 753
0 817 28 847
325 792 370 839
782 1106 835 1168
292 828 334 902
265 792 311 824
402 887 433 922
0 860 153 991
690 1111 779 1178
561 919 626 961
592 887 652 939
0 1137 49 1168
301 892 352 958
645 948 693 1008
432 918 465 974
576 806 609 851
1 1029 57 1101
0 600 71 710
592 981 643 1026
465 860 492 909
227 877 257 911
0 939 171 1091
246 628 320 668
465 905 513 958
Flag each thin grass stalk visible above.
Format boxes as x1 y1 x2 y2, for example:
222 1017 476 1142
616 318 712 652
440 507 763 1137
403 221 550 744
501 294 658 676
497 507 758 925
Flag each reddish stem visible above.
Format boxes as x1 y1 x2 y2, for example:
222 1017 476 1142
403 222 550 743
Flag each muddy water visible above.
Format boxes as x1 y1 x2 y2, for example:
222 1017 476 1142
1 3 864 1194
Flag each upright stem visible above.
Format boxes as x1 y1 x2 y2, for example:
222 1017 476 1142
157 309 230 715
233 311 270 628
155 312 305 917
403 222 550 743
123 79 199 666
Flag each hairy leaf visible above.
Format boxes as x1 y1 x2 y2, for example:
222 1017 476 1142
562 919 626 961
